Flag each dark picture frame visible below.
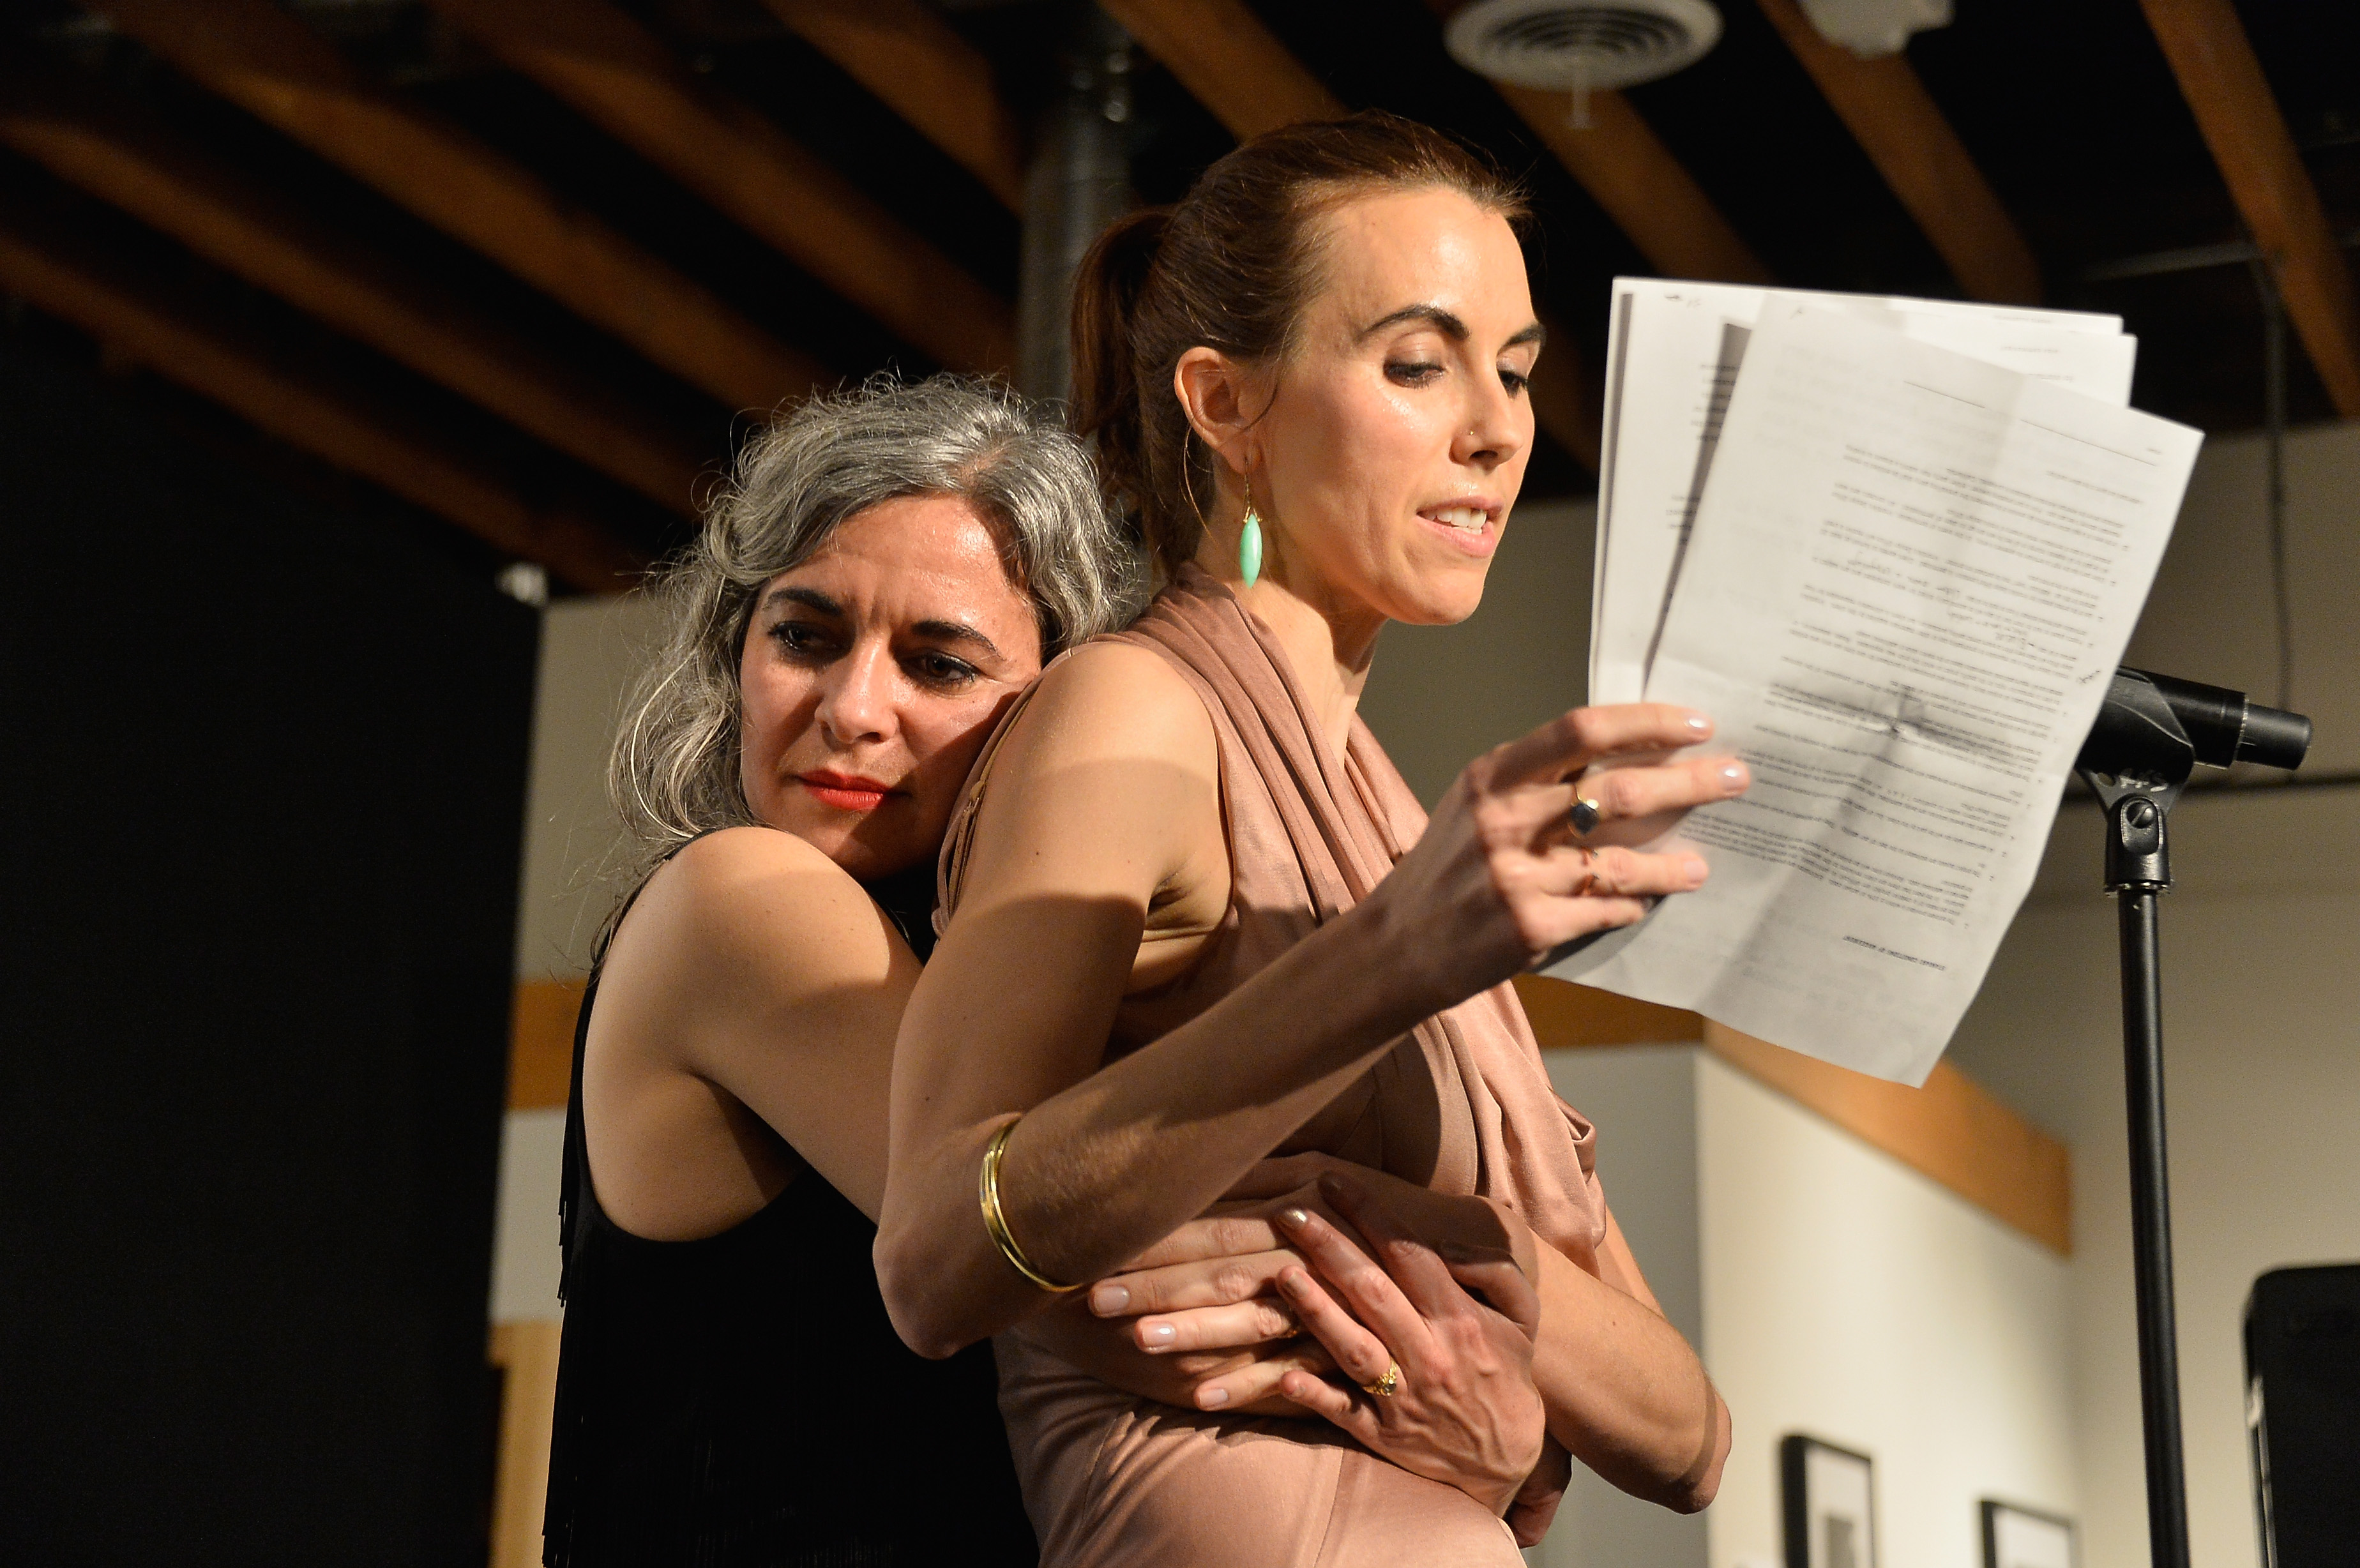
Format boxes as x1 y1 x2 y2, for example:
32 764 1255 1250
1981 1500 2076 1568
1781 1434 1878 1568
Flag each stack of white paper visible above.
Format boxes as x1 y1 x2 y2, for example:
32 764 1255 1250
1546 279 2202 1084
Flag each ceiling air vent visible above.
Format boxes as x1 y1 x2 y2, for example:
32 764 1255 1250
1444 0 1723 125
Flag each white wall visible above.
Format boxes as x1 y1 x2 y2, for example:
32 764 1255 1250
1536 1047 2080 1568
1948 790 2360 1568
513 594 665 982
1694 1056 2079 1568
492 593 662 1325
490 1108 567 1322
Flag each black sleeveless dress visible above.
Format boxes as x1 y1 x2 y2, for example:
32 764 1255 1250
542 863 1038 1567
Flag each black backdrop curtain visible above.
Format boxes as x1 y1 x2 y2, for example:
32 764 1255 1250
0 326 536 1567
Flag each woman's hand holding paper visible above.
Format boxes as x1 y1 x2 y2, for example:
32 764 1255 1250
1373 703 1748 1008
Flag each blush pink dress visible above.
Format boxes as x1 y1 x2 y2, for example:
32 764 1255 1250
937 566 1612 1568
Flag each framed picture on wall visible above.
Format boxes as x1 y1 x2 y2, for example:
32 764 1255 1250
1780 1435 1877 1568
1982 1500 2076 1568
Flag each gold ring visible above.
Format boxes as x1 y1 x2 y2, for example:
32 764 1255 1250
1568 795 1603 836
1360 1361 1400 1398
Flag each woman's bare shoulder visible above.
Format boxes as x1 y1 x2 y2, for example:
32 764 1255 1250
1010 638 1216 773
657 824 853 915
944 637 1227 924
612 826 905 995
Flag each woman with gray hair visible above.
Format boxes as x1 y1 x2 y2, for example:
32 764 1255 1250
541 375 1157 1565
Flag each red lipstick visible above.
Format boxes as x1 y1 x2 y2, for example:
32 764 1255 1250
796 771 898 812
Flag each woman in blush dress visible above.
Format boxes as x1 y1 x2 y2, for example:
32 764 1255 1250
875 118 1741 1566
541 375 1541 1568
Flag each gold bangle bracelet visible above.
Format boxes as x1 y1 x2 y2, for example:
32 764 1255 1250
978 1118 1083 1293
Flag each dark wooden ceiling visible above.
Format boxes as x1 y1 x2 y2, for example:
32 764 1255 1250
3 0 2354 591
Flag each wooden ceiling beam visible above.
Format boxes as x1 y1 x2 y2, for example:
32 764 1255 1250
762 0 1027 213
2140 0 2360 417
1419 0 1772 285
93 0 826 414
1491 83 1774 287
1751 0 2039 305
0 188 645 593
429 0 1015 375
1095 0 1343 136
1099 0 1603 466
0 75 708 518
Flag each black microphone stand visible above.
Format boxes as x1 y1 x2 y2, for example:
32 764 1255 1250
2082 763 2192 1568
2075 670 2311 1568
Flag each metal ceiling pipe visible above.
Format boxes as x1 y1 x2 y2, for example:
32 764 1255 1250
1016 3 1137 407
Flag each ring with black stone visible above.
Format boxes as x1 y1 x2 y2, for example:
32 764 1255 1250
1568 795 1603 836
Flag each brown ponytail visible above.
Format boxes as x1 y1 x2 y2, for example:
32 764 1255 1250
1069 207 1170 550
1068 110 1527 575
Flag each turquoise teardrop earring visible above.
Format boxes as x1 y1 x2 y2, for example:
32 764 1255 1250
1238 505 1264 589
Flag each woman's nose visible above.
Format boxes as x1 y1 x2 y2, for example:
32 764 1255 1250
1458 374 1527 469
815 644 897 746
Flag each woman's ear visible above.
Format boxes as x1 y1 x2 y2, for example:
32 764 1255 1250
1173 347 1261 481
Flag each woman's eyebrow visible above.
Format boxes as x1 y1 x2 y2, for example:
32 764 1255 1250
764 585 842 615
1358 305 1548 352
1359 303 1469 340
913 619 1002 659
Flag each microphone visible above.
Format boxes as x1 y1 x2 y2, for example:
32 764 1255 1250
2077 667 2311 788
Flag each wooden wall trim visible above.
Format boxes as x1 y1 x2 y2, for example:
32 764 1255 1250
488 1320 564 1568
1514 976 2072 1255
1703 1022 2073 1255
510 977 587 1112
1510 971 1703 1048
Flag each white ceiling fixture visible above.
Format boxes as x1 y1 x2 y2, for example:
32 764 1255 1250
1796 0 1953 58
1443 0 1724 128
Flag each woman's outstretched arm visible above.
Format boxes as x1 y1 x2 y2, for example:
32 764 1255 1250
874 643 1744 1356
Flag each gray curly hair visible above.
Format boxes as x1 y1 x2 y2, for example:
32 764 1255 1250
608 374 1143 887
